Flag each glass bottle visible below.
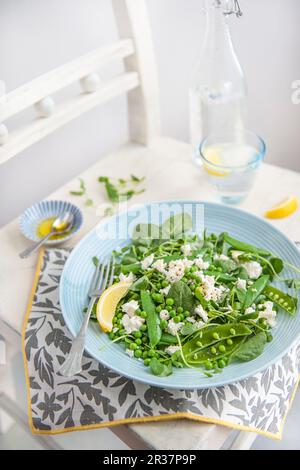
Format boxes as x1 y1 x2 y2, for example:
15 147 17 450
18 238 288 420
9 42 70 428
190 0 247 163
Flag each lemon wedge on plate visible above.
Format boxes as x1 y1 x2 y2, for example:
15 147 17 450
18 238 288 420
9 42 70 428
265 196 299 219
96 282 131 333
203 147 229 178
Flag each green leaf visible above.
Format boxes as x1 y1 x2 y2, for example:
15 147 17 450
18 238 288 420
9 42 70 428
269 257 284 275
233 332 267 362
132 224 160 240
150 358 173 377
92 257 99 267
162 213 192 239
168 281 195 312
131 174 145 184
180 324 197 336
236 288 246 304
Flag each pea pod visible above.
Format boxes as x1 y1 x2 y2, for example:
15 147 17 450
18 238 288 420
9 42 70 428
187 336 245 366
183 323 252 358
159 333 178 345
224 234 271 257
141 290 162 347
205 271 236 282
243 275 269 309
263 285 298 316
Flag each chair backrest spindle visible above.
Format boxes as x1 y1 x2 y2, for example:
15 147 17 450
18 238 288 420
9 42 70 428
0 0 160 165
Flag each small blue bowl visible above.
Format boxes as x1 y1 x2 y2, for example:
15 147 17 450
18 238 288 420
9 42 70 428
20 200 83 246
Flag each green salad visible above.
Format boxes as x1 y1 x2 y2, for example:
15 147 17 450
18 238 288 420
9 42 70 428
91 214 300 378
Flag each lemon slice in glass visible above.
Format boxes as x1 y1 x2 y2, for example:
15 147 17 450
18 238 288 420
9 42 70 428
96 282 131 333
203 147 230 177
265 196 298 219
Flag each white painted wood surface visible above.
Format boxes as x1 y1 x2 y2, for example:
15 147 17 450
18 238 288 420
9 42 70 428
1 137 300 449
0 39 134 124
111 0 161 145
0 72 139 165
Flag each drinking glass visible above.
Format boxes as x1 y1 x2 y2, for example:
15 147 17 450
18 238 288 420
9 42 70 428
199 129 266 204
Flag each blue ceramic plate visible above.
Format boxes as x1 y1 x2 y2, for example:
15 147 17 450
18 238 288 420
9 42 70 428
20 200 83 246
60 201 300 389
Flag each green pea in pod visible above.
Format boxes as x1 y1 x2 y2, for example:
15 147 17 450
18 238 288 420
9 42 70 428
263 285 298 316
141 290 162 348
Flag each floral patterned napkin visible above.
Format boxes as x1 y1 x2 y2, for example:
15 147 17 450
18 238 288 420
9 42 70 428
22 249 300 439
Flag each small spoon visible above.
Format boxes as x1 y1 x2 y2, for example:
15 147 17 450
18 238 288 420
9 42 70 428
19 212 75 259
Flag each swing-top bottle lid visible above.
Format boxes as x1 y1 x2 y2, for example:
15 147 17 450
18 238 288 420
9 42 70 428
214 0 243 18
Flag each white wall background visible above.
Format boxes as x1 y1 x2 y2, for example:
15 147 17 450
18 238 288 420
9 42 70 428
0 0 300 227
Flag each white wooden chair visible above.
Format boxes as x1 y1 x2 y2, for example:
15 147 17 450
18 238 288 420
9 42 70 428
0 0 262 450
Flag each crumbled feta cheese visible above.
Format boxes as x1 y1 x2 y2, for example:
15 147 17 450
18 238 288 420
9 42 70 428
121 314 145 334
165 345 181 356
126 349 134 358
198 274 228 303
160 285 171 297
194 321 205 330
186 317 196 323
245 306 256 315
152 259 166 273
167 319 185 336
241 261 262 280
159 310 170 321
259 301 277 327
214 254 229 261
194 256 210 270
165 259 193 284
141 254 154 270
236 278 247 290
195 305 209 323
181 244 192 257
121 300 139 317
119 272 136 283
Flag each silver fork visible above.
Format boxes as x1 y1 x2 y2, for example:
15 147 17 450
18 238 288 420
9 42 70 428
59 257 115 377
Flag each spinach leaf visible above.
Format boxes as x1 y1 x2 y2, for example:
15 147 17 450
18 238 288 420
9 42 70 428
180 323 197 336
270 257 284 275
243 275 269 309
150 359 173 377
162 213 192 239
168 281 195 312
236 288 246 304
133 223 160 240
233 332 267 362
121 263 141 274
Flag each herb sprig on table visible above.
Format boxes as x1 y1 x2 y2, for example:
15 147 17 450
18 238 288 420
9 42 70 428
69 178 94 207
70 174 146 215
98 175 146 204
